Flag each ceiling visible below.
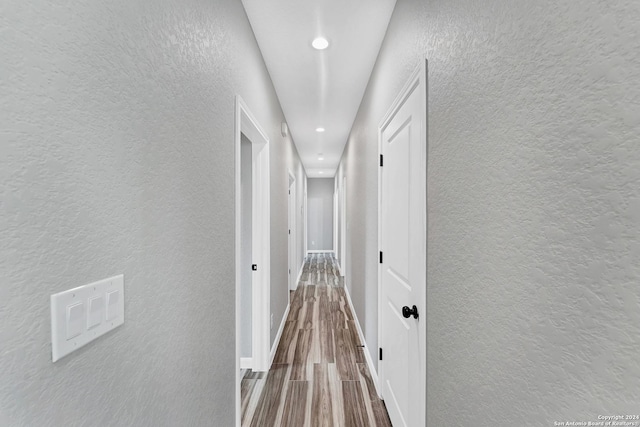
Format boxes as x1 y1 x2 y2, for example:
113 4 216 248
241 0 397 178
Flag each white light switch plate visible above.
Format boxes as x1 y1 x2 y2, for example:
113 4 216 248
51 274 124 362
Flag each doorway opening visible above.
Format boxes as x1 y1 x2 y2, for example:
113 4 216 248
235 96 271 425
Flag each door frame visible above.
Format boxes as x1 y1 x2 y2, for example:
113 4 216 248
235 96 271 426
333 179 339 256
288 170 297 291
377 59 428 424
340 176 347 276
303 177 308 256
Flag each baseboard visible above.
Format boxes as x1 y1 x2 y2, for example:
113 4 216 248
344 284 381 397
336 260 344 276
240 358 252 370
295 263 304 288
269 303 291 367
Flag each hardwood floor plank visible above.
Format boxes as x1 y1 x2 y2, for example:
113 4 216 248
274 370 293 426
372 400 394 427
249 364 289 427
356 363 393 427
328 284 338 303
355 364 378 426
327 363 344 427
316 284 327 298
241 378 265 427
305 284 317 301
342 381 369 427
318 293 331 324
346 321 365 364
319 319 335 363
331 301 348 329
310 325 322 364
289 291 304 320
335 329 357 380
241 379 255 421
356 364 378 402
273 320 299 364
311 363 333 427
347 320 361 346
290 329 312 381
281 381 308 427
302 301 316 330
336 290 354 320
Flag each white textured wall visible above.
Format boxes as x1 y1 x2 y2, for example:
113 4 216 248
341 0 640 424
0 0 304 424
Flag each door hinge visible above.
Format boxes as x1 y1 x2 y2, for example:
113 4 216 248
379 251 383 264
379 348 383 361
288 229 290 235
379 154 383 167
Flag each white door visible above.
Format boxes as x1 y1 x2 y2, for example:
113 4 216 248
379 61 427 427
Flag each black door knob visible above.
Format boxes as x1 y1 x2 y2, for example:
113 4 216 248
402 305 419 319
251 264 257 271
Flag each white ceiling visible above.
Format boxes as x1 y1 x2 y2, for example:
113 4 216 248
241 0 397 178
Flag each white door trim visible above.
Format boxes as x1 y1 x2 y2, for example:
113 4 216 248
377 59 427 426
333 180 338 254
240 357 252 370
340 176 347 277
235 95 271 426
303 178 308 257
288 170 297 291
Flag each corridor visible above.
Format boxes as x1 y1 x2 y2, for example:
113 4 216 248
241 253 391 426
4 0 639 424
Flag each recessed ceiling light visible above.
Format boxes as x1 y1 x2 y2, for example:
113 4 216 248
312 37 329 50
318 157 324 161
316 127 325 132
319 171 324 174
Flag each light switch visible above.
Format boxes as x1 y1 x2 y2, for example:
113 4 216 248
51 274 125 362
105 290 119 321
66 302 84 340
87 296 104 329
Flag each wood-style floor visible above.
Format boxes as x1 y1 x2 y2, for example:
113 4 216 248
241 253 392 427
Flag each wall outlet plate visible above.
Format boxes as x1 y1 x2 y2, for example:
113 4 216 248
50 274 124 362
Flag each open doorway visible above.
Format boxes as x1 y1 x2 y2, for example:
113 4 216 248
235 96 271 425
240 134 253 369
